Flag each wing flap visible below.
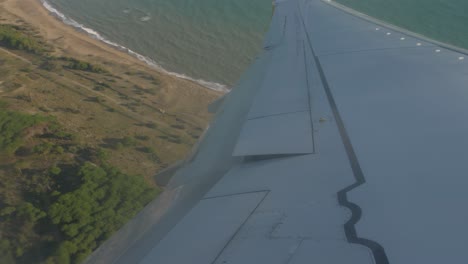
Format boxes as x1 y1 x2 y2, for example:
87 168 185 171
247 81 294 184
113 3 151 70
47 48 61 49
233 111 314 156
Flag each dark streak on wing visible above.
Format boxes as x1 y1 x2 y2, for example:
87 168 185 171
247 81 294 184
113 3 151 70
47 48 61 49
297 1 390 263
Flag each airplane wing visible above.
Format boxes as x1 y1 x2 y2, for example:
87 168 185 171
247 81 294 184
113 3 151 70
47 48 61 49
86 0 468 263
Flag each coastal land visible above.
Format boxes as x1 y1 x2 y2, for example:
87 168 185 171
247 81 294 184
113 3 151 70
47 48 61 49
0 0 220 263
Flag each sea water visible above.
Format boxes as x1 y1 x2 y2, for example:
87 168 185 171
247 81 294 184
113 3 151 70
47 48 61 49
42 0 468 90
335 0 468 51
43 0 273 90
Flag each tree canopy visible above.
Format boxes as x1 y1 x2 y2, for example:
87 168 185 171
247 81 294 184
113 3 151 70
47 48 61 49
46 162 158 263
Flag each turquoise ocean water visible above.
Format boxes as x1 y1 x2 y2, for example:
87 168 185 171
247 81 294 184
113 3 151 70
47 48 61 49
41 0 468 90
42 0 273 90
335 0 468 51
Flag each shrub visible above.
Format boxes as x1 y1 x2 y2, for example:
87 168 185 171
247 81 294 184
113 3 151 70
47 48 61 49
135 135 149 141
50 166 61 176
59 57 107 73
0 25 45 54
40 59 58 71
0 207 16 216
33 142 53 154
0 111 50 154
114 142 123 150
54 146 65 154
121 136 137 147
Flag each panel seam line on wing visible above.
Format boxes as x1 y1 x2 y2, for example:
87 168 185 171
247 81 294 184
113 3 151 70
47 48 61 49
210 191 271 264
302 39 316 154
247 109 309 121
203 190 270 200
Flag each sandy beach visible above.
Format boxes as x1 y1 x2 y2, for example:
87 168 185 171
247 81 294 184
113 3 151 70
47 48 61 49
3 0 149 69
0 0 222 98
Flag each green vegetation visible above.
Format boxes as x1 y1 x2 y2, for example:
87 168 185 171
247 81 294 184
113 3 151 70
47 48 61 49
59 57 107 73
0 17 213 264
135 135 150 141
0 25 45 54
121 136 137 147
0 24 107 76
0 100 9 109
47 163 158 263
140 146 156 154
0 111 52 154
145 122 157 129
40 58 58 71
0 110 160 264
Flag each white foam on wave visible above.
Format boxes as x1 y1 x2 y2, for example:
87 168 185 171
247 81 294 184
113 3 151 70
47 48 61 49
40 0 229 93
140 16 151 22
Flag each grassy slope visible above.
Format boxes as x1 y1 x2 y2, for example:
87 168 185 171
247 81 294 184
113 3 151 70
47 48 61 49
0 13 217 264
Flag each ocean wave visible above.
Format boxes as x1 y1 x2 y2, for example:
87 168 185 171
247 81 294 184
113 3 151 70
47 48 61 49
40 0 229 93
140 16 151 22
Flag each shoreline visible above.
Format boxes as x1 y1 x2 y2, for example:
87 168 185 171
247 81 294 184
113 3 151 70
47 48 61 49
39 0 229 93
2 0 228 93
